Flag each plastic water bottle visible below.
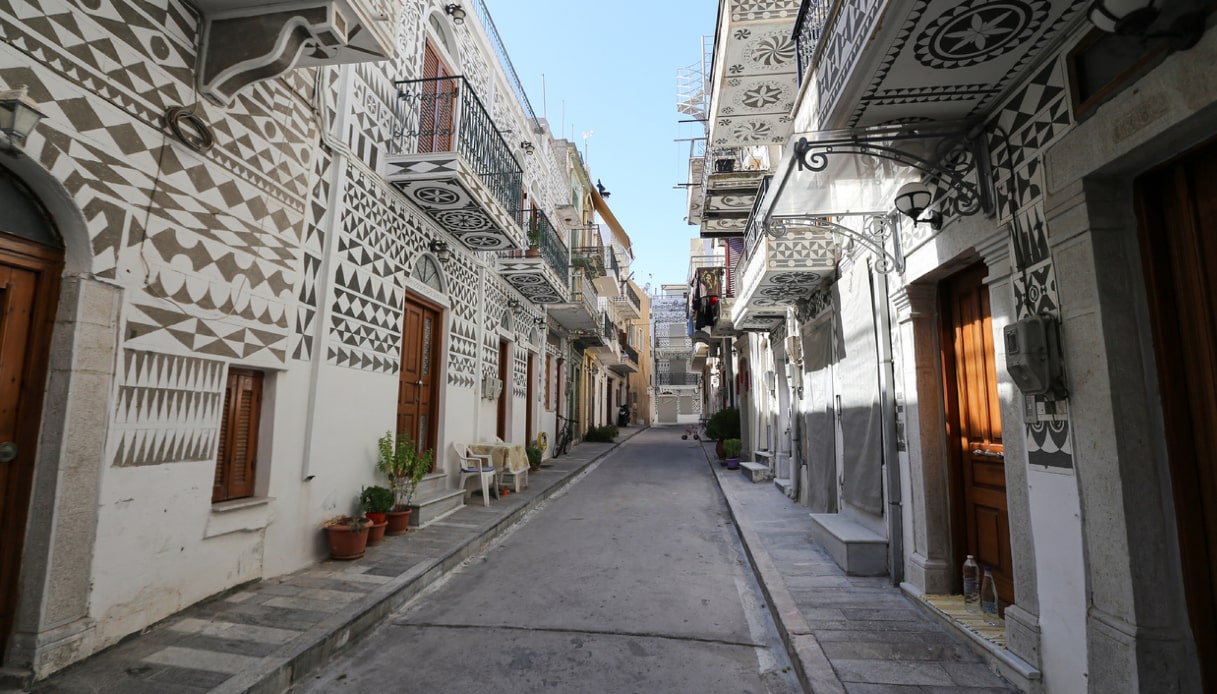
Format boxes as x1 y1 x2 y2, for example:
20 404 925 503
980 567 1000 625
962 555 980 614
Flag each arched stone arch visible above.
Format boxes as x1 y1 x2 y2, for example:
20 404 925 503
424 7 462 73
0 154 90 275
0 154 120 675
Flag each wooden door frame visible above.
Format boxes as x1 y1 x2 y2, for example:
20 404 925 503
400 293 444 462
939 263 1012 604
526 353 534 445
0 234 63 661
497 339 509 442
1135 138 1217 692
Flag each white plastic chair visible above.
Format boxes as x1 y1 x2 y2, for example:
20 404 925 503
457 444 499 506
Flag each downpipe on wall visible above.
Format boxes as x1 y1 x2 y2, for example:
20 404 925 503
873 265 904 586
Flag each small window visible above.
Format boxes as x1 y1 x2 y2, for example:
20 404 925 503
1067 28 1167 120
213 368 263 503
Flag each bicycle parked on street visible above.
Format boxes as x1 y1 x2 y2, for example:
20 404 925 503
553 414 578 458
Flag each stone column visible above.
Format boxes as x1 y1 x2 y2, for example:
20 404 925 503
976 232 1043 671
12 275 121 677
1047 177 1199 694
895 282 954 595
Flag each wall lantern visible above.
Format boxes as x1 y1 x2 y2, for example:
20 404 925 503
893 181 942 231
520 141 535 155
428 238 451 262
445 3 466 24
0 86 46 150
1088 0 1206 50
507 298 522 311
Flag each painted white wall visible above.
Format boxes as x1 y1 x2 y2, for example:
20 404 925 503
1026 467 1088 693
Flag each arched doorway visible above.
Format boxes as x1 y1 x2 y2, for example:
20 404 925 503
0 166 63 659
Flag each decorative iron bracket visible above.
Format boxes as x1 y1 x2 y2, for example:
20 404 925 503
791 122 995 217
768 214 904 274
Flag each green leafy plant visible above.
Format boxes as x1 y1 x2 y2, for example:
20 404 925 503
358 485 395 514
723 438 743 459
525 443 543 470
704 407 740 441
583 425 619 443
376 431 433 510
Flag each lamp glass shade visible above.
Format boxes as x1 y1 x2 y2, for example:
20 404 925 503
0 89 46 141
894 181 932 219
1088 0 1159 33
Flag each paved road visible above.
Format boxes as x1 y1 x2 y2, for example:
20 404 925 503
294 428 801 693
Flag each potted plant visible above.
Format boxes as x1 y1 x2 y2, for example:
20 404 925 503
359 485 394 544
323 515 369 560
704 407 740 460
376 431 433 535
525 443 543 471
723 438 743 470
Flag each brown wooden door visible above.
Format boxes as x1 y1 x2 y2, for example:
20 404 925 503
1136 138 1217 692
526 354 535 445
0 237 60 660
419 42 454 154
398 297 441 464
941 264 1013 607
497 340 508 441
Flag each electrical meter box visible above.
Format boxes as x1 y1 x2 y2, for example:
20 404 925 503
1003 316 1066 398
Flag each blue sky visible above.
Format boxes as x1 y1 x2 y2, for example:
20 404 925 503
488 1 714 296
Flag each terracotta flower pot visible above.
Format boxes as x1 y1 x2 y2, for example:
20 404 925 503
365 511 387 525
385 508 413 535
326 522 369 560
366 519 388 545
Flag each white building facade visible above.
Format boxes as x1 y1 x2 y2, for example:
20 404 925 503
0 0 634 680
690 1 1217 692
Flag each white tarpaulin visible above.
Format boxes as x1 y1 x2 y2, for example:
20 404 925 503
836 264 884 516
801 316 837 513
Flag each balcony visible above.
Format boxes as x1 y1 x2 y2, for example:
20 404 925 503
609 342 640 375
731 220 837 332
550 271 600 332
570 246 608 279
795 0 1083 130
658 372 701 387
573 311 615 354
496 208 569 303
700 145 773 238
384 76 526 251
706 2 797 150
688 254 735 337
195 0 395 106
610 283 642 320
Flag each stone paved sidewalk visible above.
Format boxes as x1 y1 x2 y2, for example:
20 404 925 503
17 432 639 694
708 445 1017 694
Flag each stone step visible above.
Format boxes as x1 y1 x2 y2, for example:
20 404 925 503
808 512 888 576
774 477 795 496
408 487 466 528
741 462 773 483
414 471 448 498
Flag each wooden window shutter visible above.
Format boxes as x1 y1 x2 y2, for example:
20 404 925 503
213 369 263 503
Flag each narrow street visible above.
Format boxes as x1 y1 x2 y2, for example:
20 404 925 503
294 428 801 694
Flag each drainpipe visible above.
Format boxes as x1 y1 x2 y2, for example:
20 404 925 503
873 266 904 586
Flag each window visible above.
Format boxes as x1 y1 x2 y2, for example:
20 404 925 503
213 368 263 503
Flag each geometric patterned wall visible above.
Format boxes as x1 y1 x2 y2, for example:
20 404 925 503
993 58 1075 469
109 350 226 467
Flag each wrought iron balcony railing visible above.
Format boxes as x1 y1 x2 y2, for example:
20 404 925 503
571 246 607 279
795 0 840 88
571 271 598 317
500 207 569 280
621 343 639 365
390 75 522 226
658 372 701 386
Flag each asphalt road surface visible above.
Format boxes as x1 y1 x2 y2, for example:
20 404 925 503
294 427 802 694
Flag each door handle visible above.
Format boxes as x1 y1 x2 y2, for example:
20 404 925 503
0 441 16 463
971 449 1004 459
